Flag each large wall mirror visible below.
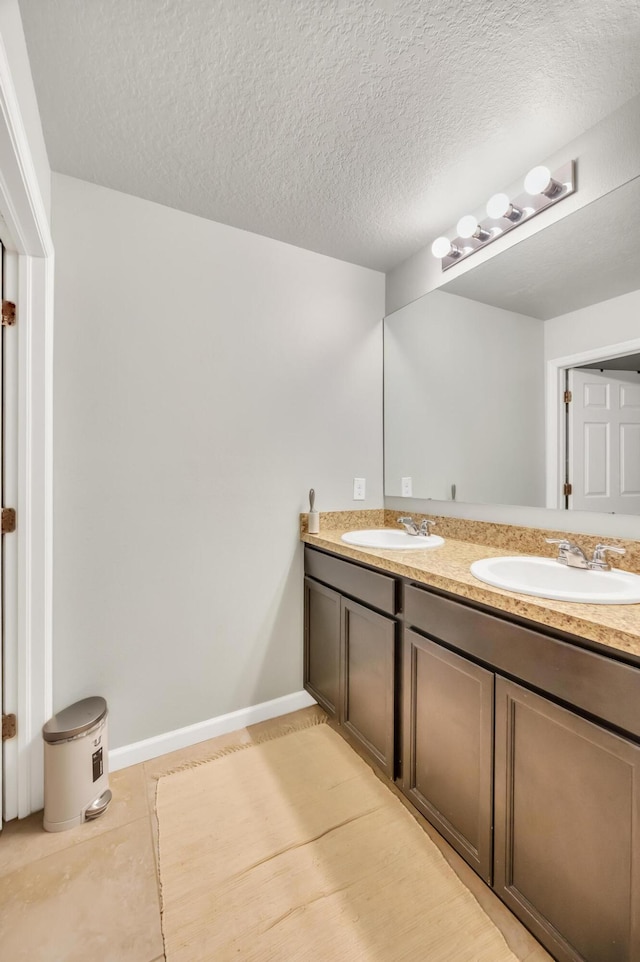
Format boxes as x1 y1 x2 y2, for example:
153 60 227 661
384 175 640 518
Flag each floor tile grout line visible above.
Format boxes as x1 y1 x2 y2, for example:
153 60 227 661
0 810 154 881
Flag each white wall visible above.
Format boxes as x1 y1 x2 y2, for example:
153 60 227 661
545 289 640 362
385 290 545 507
0 0 50 218
52 173 384 749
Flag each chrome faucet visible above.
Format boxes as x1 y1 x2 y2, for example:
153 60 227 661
397 516 437 537
546 538 626 571
546 538 590 569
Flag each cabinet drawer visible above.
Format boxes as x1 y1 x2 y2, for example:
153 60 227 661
305 547 397 614
404 583 640 740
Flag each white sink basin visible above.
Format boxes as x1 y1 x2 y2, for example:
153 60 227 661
470 556 640 605
341 529 444 550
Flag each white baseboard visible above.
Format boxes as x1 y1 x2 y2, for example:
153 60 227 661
108 690 317 772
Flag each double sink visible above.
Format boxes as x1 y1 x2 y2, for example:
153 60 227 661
340 528 640 606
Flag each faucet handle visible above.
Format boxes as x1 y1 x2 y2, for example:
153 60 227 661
419 519 436 536
590 544 626 571
545 538 571 557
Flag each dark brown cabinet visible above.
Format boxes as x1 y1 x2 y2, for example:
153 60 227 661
494 677 640 962
304 576 341 718
303 547 640 962
403 581 640 962
342 597 395 778
402 628 494 881
304 548 398 776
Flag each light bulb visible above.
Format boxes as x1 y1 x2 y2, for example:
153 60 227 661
431 236 452 258
486 193 511 219
456 214 491 242
486 192 524 222
456 214 479 239
524 165 552 195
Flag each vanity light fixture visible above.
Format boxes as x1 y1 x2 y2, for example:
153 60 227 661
433 159 576 271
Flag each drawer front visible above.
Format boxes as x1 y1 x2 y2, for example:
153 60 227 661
304 547 397 615
404 583 640 740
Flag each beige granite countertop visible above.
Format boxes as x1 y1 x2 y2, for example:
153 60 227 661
301 525 640 661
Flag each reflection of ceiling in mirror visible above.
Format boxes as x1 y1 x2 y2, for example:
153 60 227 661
580 353 640 371
440 177 640 320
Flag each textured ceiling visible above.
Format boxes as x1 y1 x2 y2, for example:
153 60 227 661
18 0 640 271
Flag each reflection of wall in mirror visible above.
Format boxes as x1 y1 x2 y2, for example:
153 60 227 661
384 289 546 507
545 288 640 361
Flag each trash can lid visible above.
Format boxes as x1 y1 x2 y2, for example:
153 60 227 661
43 696 107 743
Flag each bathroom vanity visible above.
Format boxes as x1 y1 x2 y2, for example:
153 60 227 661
302 527 640 962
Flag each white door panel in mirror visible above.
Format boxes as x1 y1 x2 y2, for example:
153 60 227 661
569 369 640 514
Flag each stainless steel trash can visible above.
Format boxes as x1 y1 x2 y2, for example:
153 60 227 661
43 696 112 832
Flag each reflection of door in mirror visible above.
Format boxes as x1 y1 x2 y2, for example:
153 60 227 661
568 367 640 514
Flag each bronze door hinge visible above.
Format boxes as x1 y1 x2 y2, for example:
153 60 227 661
2 507 16 533
2 713 16 741
563 482 573 496
1 300 16 326
563 390 572 403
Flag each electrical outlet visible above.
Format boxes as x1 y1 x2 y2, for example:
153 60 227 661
353 477 366 500
401 476 412 497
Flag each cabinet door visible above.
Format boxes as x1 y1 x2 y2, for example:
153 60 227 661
341 597 396 778
495 677 640 962
304 577 340 718
402 629 494 882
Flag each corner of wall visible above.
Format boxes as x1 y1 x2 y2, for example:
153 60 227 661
0 0 52 223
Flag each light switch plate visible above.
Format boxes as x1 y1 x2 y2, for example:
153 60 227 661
353 477 366 500
401 477 412 497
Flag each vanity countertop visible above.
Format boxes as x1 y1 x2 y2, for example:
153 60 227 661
301 528 640 661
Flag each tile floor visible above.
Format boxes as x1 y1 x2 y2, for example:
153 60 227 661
0 705 553 962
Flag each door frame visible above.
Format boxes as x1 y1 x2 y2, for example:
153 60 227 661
0 31 54 818
545 336 640 511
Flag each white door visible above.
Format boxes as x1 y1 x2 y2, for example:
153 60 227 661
568 368 640 513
